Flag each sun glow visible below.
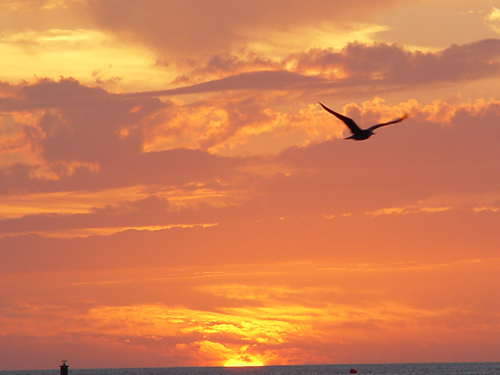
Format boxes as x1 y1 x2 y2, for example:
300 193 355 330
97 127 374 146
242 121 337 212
224 358 264 367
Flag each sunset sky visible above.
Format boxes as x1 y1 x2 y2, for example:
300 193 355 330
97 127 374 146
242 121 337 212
1 0 500 370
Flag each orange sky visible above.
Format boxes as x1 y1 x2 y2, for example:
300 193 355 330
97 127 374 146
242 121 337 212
1 0 499 370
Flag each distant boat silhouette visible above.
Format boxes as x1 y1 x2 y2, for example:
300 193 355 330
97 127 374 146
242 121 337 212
319 102 409 140
60 360 68 375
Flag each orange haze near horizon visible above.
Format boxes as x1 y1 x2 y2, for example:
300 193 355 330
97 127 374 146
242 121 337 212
0 0 499 370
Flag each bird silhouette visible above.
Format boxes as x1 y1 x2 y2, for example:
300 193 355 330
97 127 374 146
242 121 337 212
319 102 409 140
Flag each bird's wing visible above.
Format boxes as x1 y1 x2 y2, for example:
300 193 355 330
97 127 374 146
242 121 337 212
367 114 409 131
318 102 361 134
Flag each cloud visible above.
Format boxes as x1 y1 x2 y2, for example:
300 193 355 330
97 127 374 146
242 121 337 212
294 39 500 85
0 77 249 194
1 258 499 368
0 146 245 194
0 52 499 284
83 0 402 58
165 51 282 85
485 7 500 33
2 208 499 274
1 77 499 226
124 39 500 98
0 195 171 234
129 70 325 97
270 99 500 214
0 29 109 52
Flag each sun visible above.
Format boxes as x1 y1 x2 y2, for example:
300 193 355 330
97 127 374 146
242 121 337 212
224 358 264 367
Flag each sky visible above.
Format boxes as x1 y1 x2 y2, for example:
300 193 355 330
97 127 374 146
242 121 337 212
0 0 500 370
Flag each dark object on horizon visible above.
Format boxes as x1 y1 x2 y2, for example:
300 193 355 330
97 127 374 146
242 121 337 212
318 102 409 140
60 360 68 375
349 369 358 374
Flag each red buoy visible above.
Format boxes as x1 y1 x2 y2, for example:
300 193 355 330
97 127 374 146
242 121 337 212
349 369 357 374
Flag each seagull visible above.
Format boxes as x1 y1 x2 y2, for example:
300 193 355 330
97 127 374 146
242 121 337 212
319 102 409 140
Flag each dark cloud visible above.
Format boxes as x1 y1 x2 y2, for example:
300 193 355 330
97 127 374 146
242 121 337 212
21 79 162 164
126 70 325 97
0 78 163 163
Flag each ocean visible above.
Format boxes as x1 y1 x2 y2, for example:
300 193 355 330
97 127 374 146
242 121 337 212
1 363 499 375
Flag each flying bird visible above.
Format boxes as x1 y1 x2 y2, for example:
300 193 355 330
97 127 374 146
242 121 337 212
319 102 409 140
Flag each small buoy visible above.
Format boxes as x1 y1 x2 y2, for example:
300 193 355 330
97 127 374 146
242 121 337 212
349 369 357 374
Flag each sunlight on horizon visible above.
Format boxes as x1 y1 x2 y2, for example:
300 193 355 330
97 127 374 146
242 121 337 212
224 358 264 367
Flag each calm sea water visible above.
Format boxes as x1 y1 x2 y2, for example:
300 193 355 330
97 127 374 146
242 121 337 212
2 363 499 375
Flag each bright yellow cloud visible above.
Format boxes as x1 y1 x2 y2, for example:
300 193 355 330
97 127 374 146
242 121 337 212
0 29 170 91
485 7 500 33
242 23 389 60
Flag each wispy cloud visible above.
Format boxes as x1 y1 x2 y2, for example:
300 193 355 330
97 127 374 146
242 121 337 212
127 70 325 97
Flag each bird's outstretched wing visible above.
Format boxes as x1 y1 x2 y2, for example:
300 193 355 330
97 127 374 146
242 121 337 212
368 114 409 131
318 102 361 134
